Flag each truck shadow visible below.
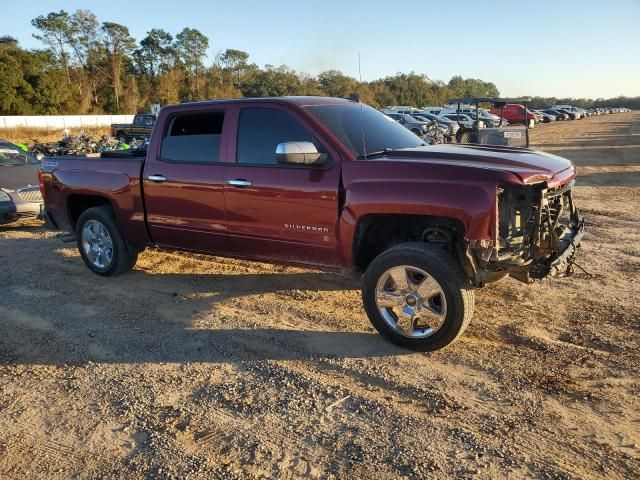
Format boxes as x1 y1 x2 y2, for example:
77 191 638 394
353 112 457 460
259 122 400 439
0 235 410 367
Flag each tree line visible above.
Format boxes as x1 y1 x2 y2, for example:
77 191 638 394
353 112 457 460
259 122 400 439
0 9 637 115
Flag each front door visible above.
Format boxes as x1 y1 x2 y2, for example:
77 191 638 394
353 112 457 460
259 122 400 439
142 108 229 253
223 105 342 268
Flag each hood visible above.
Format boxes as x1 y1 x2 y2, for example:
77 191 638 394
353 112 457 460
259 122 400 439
382 144 575 186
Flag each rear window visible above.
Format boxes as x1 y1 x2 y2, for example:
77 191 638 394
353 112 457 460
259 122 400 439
160 111 225 163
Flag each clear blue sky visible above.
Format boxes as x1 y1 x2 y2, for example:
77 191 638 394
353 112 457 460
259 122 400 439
4 0 639 98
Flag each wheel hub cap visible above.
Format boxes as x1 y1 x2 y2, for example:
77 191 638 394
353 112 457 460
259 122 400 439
81 219 114 269
375 265 447 338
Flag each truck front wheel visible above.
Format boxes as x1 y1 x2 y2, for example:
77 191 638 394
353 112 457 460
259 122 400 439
76 206 138 276
362 243 474 351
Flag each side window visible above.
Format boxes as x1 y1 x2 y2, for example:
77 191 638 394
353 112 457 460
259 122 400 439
161 111 225 163
236 108 319 166
144 116 155 126
134 116 143 126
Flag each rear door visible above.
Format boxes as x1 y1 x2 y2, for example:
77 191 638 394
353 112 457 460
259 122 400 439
222 103 342 268
142 108 229 253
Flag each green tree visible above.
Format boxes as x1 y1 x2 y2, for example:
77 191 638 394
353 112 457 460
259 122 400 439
219 49 250 88
101 22 136 111
31 10 73 84
174 28 208 99
138 29 174 79
318 70 357 98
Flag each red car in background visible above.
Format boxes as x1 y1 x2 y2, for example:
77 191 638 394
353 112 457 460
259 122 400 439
490 103 539 128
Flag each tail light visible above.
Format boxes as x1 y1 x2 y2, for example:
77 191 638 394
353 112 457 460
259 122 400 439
38 171 46 199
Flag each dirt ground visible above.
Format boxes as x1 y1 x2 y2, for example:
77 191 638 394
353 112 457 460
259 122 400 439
1 113 639 479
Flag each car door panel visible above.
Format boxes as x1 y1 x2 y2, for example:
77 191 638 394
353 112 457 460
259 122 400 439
222 104 342 268
142 108 229 253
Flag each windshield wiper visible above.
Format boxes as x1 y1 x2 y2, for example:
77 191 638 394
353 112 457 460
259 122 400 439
358 148 393 160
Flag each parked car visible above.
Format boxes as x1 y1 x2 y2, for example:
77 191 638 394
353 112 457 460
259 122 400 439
555 108 579 120
489 104 538 128
543 109 569 121
550 105 584 119
0 140 44 224
40 97 584 351
440 113 485 129
385 113 433 137
412 113 460 137
442 107 502 127
111 114 156 143
533 110 556 123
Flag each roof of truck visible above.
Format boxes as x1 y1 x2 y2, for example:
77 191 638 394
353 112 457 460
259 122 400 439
176 96 356 108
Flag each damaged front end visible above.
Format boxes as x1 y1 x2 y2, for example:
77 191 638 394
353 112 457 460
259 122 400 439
469 180 585 285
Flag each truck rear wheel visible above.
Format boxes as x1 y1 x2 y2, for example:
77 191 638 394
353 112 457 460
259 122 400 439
362 243 474 351
76 206 138 276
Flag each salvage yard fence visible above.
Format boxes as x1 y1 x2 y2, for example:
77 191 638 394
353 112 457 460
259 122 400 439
0 115 135 130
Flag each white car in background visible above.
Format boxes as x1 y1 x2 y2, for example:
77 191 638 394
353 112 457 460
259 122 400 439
551 105 584 119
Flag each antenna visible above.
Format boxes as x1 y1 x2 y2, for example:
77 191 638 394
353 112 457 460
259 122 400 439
358 52 368 160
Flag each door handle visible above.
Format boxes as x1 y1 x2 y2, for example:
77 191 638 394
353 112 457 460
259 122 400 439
226 179 253 188
147 174 167 183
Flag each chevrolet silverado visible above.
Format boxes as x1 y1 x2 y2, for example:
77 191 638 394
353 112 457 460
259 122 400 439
39 97 584 351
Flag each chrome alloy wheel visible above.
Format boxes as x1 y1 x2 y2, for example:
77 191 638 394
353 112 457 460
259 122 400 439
81 219 114 269
375 265 447 338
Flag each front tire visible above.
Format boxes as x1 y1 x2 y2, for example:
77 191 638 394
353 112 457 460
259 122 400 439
76 206 138 276
362 243 474 351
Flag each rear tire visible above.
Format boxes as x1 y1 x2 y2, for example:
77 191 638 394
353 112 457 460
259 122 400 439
76 206 138 276
362 242 475 351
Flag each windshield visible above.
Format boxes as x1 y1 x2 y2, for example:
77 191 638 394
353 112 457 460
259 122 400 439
306 104 424 159
0 142 39 166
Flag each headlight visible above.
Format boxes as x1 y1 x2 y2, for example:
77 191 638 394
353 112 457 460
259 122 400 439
0 190 12 202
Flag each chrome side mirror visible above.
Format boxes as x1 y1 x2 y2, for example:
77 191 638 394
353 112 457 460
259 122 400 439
275 142 327 165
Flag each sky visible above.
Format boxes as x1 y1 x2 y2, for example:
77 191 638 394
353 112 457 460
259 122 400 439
3 0 640 99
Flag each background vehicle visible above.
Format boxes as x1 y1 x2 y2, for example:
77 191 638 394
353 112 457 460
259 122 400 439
111 114 156 143
0 140 43 224
551 105 583 119
489 103 538 128
442 106 502 127
544 109 569 120
413 112 460 137
40 97 584 352
385 113 433 137
533 110 556 122
440 113 483 129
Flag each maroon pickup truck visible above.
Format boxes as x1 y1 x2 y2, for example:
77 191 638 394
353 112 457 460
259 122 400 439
39 97 584 351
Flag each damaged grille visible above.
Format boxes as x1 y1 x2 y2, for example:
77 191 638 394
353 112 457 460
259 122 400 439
17 186 43 203
494 180 579 280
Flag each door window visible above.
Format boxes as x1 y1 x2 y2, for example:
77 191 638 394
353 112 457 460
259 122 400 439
160 111 225 163
236 108 321 166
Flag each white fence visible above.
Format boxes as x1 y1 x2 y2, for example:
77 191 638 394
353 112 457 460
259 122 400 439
0 115 135 130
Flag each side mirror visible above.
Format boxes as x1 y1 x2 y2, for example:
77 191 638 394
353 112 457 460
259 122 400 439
276 142 327 166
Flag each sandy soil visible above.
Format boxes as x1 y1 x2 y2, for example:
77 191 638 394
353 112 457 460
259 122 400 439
1 113 639 479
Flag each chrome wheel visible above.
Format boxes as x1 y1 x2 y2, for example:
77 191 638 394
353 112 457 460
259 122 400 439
81 219 114 269
375 265 447 338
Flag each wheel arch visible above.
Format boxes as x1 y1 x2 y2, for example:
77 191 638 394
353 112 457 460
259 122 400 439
67 194 114 231
351 213 467 272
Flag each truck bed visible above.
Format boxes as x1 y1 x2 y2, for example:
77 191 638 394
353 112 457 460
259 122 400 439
40 153 148 243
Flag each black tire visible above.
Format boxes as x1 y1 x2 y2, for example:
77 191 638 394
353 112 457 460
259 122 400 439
76 206 138 276
362 242 474 351
457 130 478 144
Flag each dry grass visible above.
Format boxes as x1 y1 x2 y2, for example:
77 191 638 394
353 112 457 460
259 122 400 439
0 126 111 145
